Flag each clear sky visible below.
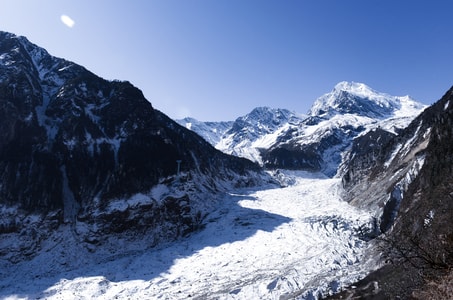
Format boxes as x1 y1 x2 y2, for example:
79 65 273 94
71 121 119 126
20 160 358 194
1 1 452 121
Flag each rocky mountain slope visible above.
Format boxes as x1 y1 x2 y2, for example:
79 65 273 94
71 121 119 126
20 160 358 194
181 82 426 177
333 85 453 298
0 31 269 264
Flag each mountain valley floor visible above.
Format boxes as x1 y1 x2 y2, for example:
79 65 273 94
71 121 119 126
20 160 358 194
1 171 379 300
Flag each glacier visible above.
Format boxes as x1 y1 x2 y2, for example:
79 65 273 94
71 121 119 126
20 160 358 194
0 171 378 300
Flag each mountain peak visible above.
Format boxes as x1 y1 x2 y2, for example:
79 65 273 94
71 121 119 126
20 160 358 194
333 81 376 95
229 106 302 136
245 106 283 115
309 81 423 119
244 106 307 124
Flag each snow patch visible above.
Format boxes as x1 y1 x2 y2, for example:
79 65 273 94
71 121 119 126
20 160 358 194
424 210 435 227
104 193 154 214
151 184 170 203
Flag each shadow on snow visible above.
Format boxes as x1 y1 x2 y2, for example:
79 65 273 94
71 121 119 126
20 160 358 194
1 189 292 298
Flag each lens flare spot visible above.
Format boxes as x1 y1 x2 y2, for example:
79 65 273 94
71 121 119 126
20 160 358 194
60 15 75 28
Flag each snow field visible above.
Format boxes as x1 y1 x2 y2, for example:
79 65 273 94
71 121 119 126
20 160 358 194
1 171 376 300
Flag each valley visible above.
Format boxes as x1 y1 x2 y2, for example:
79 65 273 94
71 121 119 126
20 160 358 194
1 31 452 299
0 171 376 299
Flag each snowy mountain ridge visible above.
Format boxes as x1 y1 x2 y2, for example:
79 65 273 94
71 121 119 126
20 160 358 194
177 117 233 146
309 81 409 118
178 107 306 164
180 82 426 176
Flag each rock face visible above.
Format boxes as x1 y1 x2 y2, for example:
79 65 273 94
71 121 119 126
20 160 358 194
0 31 265 249
336 86 453 298
340 94 433 231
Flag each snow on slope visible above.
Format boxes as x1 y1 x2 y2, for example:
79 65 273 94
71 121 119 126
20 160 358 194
309 81 422 119
179 83 425 175
301 82 426 143
0 172 377 300
213 107 305 164
176 117 233 146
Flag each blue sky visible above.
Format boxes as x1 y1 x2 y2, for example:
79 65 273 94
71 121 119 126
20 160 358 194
1 1 452 121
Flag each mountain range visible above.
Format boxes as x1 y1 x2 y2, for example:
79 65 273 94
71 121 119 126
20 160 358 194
177 81 426 176
1 31 452 299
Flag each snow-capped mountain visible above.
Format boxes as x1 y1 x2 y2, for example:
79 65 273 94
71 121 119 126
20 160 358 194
262 81 426 176
177 107 306 163
309 81 413 118
182 82 426 177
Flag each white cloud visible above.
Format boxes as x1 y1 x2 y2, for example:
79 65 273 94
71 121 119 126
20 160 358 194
60 15 75 28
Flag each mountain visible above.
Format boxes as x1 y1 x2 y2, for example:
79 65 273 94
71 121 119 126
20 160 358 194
181 82 426 177
309 81 409 118
218 107 306 163
330 85 453 298
176 117 233 146
261 82 426 176
0 31 268 262
177 107 305 163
